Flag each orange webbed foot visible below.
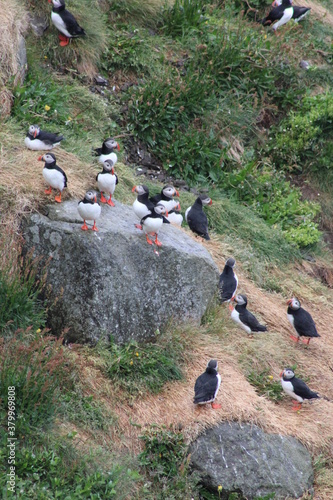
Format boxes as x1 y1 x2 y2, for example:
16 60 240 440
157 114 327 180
92 222 98 232
45 187 52 195
154 236 162 247
292 403 302 412
290 335 300 343
100 193 107 203
59 40 70 47
54 194 62 203
301 338 311 345
146 235 153 245
81 222 89 231
107 198 115 207
211 402 222 410
135 224 142 230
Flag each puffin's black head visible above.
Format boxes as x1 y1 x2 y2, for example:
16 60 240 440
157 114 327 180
234 294 247 306
28 124 40 138
38 152 56 165
226 257 236 268
154 203 168 216
281 368 295 380
104 138 120 151
206 359 218 373
198 195 212 206
103 159 114 173
84 190 97 202
162 185 180 199
287 297 301 310
132 184 149 195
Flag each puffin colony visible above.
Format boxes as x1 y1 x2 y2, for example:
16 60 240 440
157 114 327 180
22 0 323 414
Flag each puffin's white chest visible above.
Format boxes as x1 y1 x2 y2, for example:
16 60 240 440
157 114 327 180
287 313 295 330
158 199 178 212
231 308 251 334
142 216 163 234
215 373 222 399
43 168 66 191
185 206 191 222
51 12 72 38
166 212 183 226
281 378 303 402
98 152 118 165
133 199 151 220
273 7 293 30
97 173 116 195
25 137 56 151
78 202 101 222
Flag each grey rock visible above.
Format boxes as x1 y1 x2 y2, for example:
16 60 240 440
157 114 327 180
94 75 108 86
29 14 49 37
190 423 314 499
15 36 27 85
22 200 219 344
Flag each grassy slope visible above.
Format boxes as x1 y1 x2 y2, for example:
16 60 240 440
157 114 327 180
1 0 333 498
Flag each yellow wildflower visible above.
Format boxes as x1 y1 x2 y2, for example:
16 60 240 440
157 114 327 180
44 105 51 111
130 360 133 365
268 375 274 380
36 328 41 334
135 352 139 357
218 485 223 492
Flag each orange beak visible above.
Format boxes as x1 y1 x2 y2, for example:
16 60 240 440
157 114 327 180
38 155 44 161
111 168 114 175
165 211 169 217
287 299 292 305
117 143 120 151
280 371 283 378
209 200 213 205
48 0 52 3
175 189 180 197
33 130 38 138
132 186 137 193
176 203 181 211
94 195 97 202
272 0 278 5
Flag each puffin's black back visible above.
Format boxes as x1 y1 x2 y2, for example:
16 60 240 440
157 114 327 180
288 307 320 338
236 303 267 332
219 264 237 302
285 373 319 400
194 367 218 404
262 0 292 25
187 197 210 240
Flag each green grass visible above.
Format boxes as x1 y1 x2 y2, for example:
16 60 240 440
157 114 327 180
95 330 185 396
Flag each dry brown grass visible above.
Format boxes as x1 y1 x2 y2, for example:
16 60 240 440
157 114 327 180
300 0 333 26
0 0 28 117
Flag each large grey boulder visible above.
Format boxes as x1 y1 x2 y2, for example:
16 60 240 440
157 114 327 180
190 423 314 499
22 200 219 344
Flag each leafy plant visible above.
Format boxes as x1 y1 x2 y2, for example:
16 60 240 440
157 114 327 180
60 392 116 430
247 369 283 402
162 0 206 38
97 332 184 395
139 426 187 479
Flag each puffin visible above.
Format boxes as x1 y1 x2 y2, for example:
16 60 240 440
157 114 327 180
93 138 120 165
287 297 320 345
262 0 294 31
218 257 238 303
78 190 101 231
193 360 222 410
185 195 212 240
149 185 180 212
38 153 67 203
96 159 118 207
25 125 64 151
141 203 168 246
280 368 319 411
166 202 183 226
272 0 311 21
49 0 86 46
132 185 155 229
230 294 268 335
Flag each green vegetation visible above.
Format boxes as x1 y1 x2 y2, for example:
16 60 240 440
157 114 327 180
96 331 185 396
247 369 283 402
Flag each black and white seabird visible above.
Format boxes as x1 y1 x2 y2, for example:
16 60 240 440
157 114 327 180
132 185 155 229
150 185 180 212
49 0 86 46
230 294 268 335
280 368 319 411
262 0 294 31
287 297 320 345
272 0 311 22
78 190 101 231
194 359 222 409
25 125 64 151
38 153 67 203
96 159 118 206
166 202 183 226
218 257 238 303
93 138 120 165
185 195 212 240
141 203 168 246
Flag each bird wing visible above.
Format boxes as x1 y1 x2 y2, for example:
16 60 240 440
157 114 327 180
61 10 85 35
294 309 319 337
93 147 102 156
55 165 68 187
38 131 64 145
219 273 237 302
293 377 319 400
149 194 162 205
187 210 209 238
194 374 217 403
262 5 285 24
239 309 267 332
